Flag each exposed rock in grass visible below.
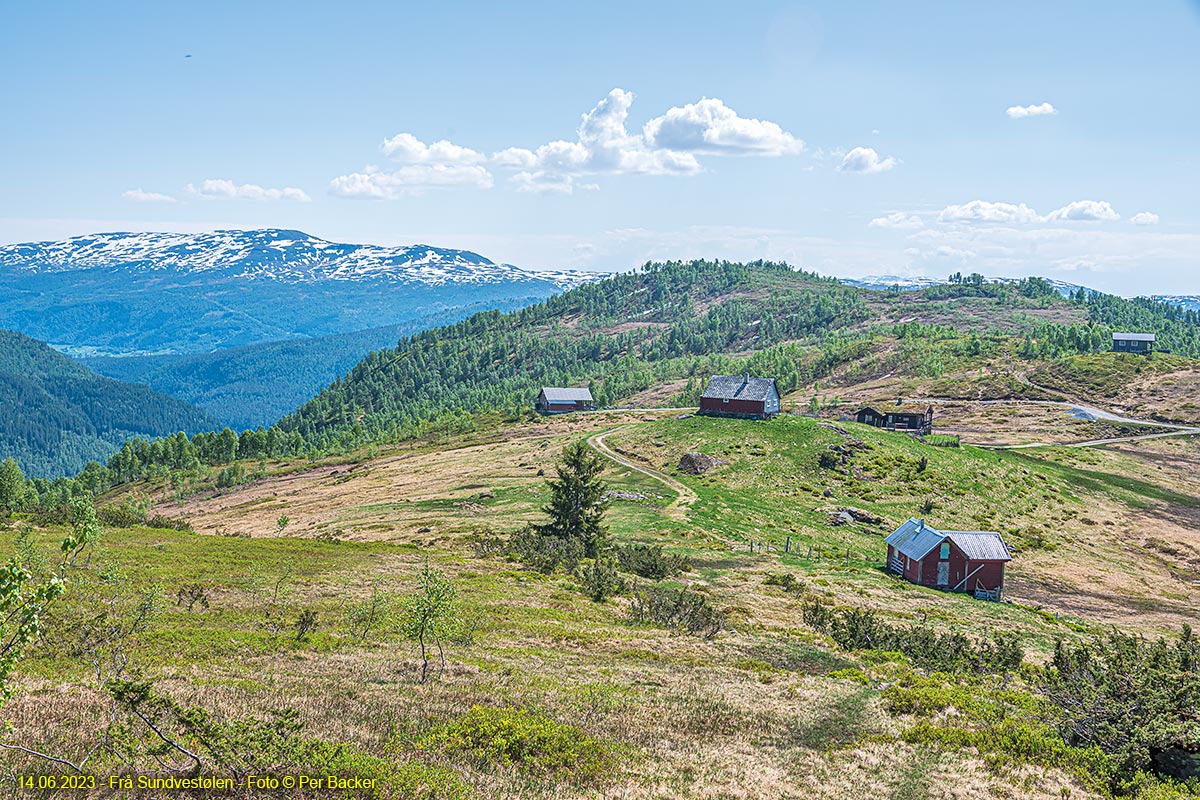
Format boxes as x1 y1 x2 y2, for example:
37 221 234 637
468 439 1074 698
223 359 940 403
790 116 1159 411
678 451 723 475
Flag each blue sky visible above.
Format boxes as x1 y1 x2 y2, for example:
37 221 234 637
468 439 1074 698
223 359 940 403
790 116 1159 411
2 1 1198 294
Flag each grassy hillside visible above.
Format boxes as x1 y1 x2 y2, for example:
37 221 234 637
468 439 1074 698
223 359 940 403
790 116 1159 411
0 329 219 477
6 406 1200 798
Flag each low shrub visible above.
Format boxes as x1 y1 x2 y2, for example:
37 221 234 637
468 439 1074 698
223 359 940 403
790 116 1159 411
576 558 626 602
802 600 1024 675
764 572 805 594
615 543 691 580
506 527 584 574
147 513 194 532
628 584 724 639
422 706 614 784
826 667 871 686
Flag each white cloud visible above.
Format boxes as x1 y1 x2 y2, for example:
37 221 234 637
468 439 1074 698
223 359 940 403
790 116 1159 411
510 171 599 195
1130 211 1160 226
938 200 1040 224
186 179 311 202
1006 102 1057 119
122 188 176 203
329 163 494 198
1044 200 1120 222
869 211 924 230
332 88 804 198
492 147 538 169
642 96 804 156
380 133 485 165
838 147 897 174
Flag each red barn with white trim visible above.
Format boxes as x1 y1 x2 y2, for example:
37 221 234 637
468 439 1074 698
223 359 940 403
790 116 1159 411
885 518 1011 601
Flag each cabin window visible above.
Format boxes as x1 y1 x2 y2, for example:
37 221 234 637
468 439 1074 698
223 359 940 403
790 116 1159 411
939 542 950 559
722 398 729 403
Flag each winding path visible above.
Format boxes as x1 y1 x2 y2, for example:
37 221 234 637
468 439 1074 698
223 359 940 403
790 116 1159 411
588 427 697 520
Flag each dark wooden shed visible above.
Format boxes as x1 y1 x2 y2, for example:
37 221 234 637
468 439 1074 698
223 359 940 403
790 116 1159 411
885 518 1011 600
856 402 933 435
698 374 780 420
535 387 595 414
1112 332 1155 354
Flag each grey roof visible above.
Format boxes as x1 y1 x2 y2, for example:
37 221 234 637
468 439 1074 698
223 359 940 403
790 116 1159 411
859 403 932 416
539 387 594 402
701 374 779 402
886 518 1011 562
1113 332 1156 342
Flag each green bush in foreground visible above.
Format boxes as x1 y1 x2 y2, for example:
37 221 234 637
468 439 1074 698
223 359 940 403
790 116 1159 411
421 706 615 785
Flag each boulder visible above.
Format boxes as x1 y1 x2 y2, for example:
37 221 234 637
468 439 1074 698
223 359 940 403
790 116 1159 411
678 451 722 475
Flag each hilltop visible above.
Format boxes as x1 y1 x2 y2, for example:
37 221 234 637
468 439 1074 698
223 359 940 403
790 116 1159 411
279 261 1200 447
0 329 218 477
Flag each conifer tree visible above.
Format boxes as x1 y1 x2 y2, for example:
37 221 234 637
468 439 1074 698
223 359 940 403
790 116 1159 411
538 441 610 558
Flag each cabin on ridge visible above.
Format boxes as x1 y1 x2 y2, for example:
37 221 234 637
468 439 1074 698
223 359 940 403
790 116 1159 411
885 518 1011 601
856 400 934 435
1112 332 1155 354
698 374 780 420
535 387 595 414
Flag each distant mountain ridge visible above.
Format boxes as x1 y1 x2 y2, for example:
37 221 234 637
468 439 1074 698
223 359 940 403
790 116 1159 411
841 274 1196 309
0 228 593 288
0 228 599 358
840 274 1088 296
0 329 218 478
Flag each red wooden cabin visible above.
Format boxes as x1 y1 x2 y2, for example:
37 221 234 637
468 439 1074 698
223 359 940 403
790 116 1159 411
885 518 1011 600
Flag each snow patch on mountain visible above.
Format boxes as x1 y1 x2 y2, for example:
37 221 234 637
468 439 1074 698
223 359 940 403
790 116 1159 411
0 229 600 290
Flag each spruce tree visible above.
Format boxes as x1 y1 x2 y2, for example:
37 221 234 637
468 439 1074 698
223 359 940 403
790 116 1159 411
538 441 610 558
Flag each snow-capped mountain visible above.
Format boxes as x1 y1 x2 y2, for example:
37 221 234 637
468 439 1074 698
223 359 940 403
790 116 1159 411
840 274 1088 297
839 275 947 292
1151 295 1200 312
0 229 594 289
0 229 601 359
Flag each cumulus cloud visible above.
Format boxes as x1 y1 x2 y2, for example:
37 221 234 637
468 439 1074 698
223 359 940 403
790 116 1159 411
332 88 803 197
938 200 1040 224
380 133 486 165
642 97 803 156
1044 200 1120 222
186 179 311 202
1130 211 1160 226
122 188 176 203
838 147 897 174
869 211 924 230
1006 102 1057 119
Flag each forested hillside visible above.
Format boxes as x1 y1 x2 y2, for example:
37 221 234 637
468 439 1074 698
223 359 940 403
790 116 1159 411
0 330 218 477
279 261 869 445
84 298 540 428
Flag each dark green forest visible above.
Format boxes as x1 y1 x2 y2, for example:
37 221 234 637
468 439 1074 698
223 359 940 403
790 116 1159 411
0 330 218 478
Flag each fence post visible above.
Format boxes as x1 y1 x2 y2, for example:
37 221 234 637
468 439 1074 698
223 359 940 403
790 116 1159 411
785 536 791 554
